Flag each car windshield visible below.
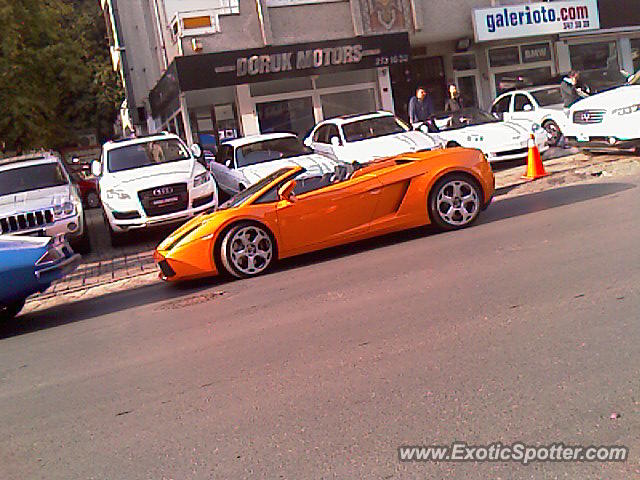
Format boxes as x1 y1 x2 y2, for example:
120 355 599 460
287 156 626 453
342 116 409 143
531 87 563 106
0 162 68 196
236 137 311 168
579 69 630 93
218 168 293 209
431 108 499 132
107 139 191 173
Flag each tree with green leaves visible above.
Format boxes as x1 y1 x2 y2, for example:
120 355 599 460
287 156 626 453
0 0 122 153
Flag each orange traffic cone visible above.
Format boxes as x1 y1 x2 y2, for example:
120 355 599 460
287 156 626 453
521 134 548 181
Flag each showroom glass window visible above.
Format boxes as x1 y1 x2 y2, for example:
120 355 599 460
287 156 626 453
569 42 619 72
632 38 640 73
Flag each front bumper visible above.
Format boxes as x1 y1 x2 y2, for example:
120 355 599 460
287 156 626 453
8 214 85 240
565 136 640 149
154 249 218 282
35 253 81 286
104 186 217 233
486 143 548 163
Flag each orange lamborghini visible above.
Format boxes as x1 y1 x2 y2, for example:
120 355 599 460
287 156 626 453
154 148 495 281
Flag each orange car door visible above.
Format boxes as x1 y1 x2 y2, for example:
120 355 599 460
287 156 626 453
276 174 383 255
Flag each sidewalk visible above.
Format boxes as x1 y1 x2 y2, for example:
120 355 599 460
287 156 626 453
27 149 640 307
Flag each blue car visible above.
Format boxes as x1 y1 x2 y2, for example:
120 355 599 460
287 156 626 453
0 235 80 320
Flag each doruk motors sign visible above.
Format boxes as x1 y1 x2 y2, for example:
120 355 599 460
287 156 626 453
171 32 410 92
236 45 364 77
472 0 600 42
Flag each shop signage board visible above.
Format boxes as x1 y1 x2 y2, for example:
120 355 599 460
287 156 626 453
472 0 600 42
175 32 410 92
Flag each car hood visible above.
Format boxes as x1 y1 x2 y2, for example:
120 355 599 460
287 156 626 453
342 131 440 159
440 121 529 143
0 235 50 273
571 85 640 111
0 235 50 251
103 159 203 190
0 185 72 216
238 154 341 185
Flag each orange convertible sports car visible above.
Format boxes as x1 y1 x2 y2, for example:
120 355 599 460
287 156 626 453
154 148 495 281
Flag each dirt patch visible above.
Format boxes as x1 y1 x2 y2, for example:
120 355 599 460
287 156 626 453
155 291 225 311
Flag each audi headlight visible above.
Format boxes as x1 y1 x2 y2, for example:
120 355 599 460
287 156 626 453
611 104 640 116
194 172 211 188
106 188 131 200
532 123 542 132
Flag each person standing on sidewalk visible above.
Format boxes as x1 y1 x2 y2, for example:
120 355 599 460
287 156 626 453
444 83 465 112
561 71 588 108
408 87 434 127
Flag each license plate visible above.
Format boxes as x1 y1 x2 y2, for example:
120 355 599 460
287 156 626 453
152 196 179 207
577 133 590 142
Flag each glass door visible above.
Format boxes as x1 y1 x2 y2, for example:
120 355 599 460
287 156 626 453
256 97 315 137
454 73 480 109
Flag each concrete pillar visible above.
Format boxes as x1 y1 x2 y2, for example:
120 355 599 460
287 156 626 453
618 37 634 74
377 67 395 113
236 84 260 136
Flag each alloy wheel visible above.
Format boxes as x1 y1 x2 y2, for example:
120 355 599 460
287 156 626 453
435 179 480 227
225 225 273 277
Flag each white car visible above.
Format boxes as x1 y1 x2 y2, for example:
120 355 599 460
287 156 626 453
0 152 90 253
420 108 548 163
93 133 217 245
564 71 640 151
210 133 350 198
304 112 444 164
491 85 568 146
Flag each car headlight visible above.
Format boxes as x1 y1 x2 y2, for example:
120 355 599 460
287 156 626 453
467 134 484 142
532 123 542 132
106 188 131 200
62 202 75 215
194 172 211 188
611 104 640 116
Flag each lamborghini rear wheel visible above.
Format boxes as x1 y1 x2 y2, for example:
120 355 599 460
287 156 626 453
219 222 275 278
428 174 482 231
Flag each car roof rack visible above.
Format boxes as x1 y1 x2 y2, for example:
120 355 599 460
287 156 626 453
107 131 172 144
0 151 59 166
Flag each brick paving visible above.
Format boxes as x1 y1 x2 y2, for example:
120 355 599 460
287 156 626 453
27 147 640 305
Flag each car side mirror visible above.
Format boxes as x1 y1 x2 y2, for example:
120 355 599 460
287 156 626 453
303 137 312 147
91 161 101 177
190 143 203 159
523 104 533 112
277 179 297 203
224 159 232 168
330 136 342 147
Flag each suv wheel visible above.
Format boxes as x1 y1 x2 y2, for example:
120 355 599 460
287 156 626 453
0 299 26 321
71 213 91 254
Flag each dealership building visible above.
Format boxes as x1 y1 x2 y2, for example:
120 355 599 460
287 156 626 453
102 0 640 145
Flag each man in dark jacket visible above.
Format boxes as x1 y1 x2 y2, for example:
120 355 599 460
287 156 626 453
445 83 464 112
561 71 588 108
408 87 434 126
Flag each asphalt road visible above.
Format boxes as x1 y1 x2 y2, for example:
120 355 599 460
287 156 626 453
1 174 639 479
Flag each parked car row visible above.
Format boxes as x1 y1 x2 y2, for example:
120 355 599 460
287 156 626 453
3 69 637 320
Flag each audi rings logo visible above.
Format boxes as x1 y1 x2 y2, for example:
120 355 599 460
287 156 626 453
153 187 174 196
